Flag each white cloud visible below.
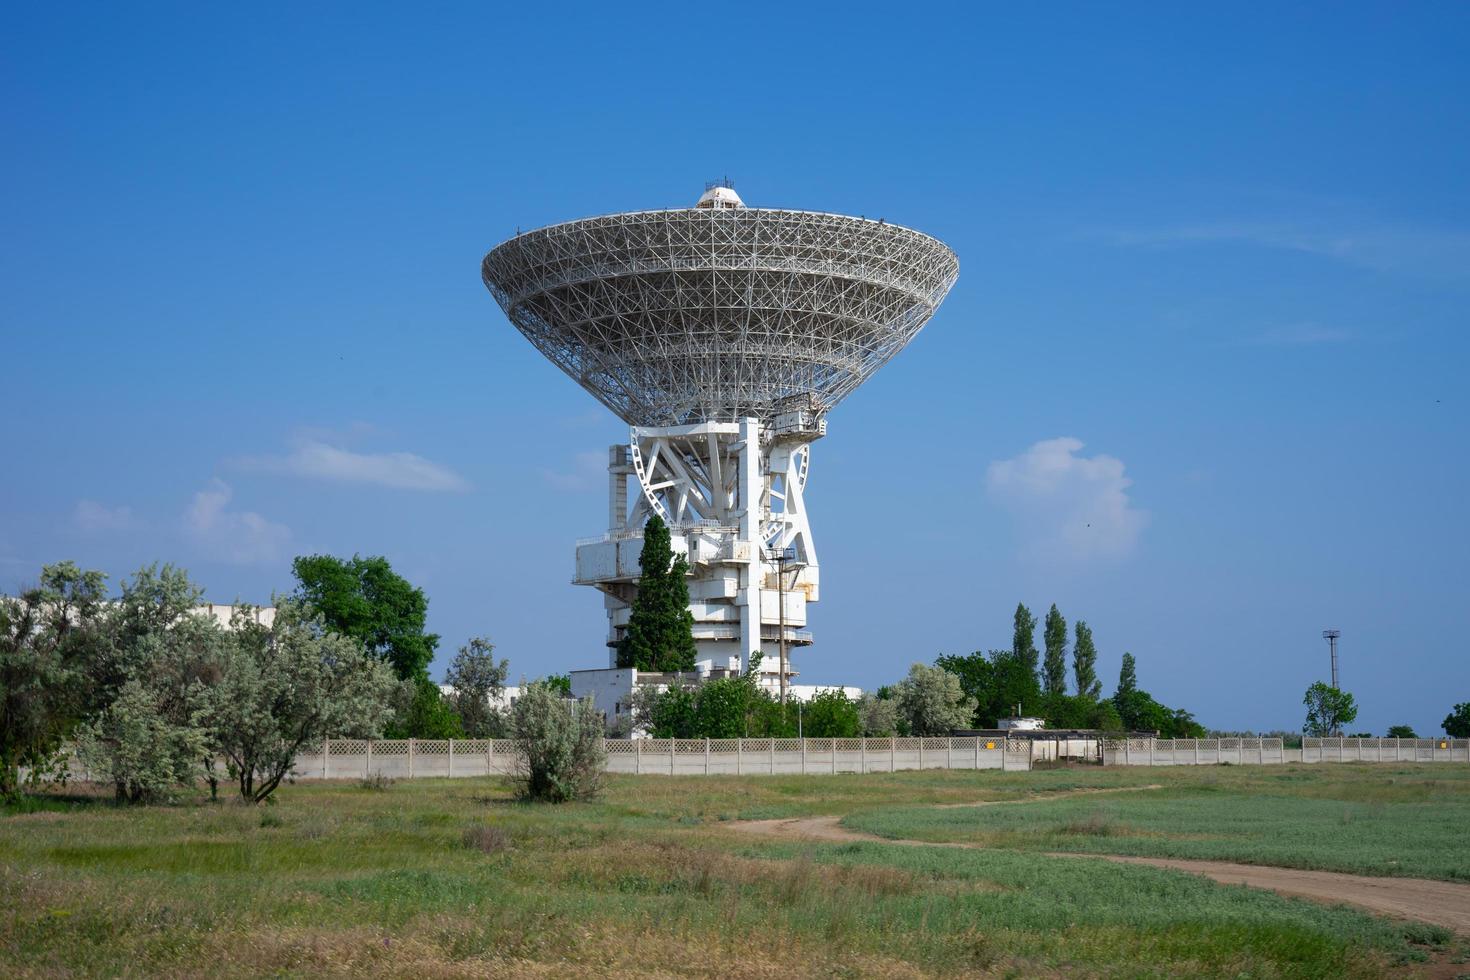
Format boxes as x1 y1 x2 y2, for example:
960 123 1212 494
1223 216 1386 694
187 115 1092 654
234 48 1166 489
238 438 469 492
541 450 608 492
986 438 1148 563
184 479 290 565
74 500 137 531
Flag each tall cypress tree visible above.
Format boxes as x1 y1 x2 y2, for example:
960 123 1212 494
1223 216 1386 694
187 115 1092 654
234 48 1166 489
1042 603 1068 695
1012 603 1040 687
617 515 697 672
1073 620 1101 699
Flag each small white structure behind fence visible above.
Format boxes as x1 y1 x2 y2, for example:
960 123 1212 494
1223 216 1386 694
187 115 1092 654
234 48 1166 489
285 735 1468 780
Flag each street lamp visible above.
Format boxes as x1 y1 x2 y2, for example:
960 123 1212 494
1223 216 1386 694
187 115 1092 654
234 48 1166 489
765 547 797 706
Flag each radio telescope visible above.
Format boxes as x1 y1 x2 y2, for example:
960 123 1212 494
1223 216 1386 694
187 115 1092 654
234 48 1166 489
482 183 958 692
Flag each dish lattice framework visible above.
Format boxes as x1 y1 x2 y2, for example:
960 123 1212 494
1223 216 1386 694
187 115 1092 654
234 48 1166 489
482 206 960 426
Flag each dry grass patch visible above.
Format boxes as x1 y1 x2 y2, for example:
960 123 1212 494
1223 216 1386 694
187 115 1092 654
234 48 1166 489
460 824 511 854
189 918 937 979
554 840 923 905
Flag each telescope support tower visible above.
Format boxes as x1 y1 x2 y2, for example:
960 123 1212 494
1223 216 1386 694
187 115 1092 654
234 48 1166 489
574 408 824 686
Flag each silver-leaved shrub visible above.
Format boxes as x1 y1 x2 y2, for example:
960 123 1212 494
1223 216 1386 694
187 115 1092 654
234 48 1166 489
508 680 605 803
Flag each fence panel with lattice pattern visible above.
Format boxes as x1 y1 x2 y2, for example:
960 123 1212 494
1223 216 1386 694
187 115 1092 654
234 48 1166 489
276 734 1470 782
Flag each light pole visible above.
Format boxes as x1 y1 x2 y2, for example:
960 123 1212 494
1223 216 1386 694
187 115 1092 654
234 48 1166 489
766 547 797 706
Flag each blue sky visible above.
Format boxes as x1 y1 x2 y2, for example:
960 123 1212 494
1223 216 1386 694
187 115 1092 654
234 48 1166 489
4 3 1467 735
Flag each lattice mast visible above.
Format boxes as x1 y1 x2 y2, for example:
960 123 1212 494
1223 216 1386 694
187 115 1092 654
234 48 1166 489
482 184 958 684
1322 628 1341 690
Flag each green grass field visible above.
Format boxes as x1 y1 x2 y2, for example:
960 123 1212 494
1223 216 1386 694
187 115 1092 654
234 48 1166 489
1 765 1465 977
845 764 1470 882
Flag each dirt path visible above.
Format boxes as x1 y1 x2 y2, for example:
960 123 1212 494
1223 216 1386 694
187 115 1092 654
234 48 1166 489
728 785 1470 935
730 784 1165 843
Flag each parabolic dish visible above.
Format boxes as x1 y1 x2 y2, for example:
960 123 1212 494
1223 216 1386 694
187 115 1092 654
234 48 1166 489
482 202 959 427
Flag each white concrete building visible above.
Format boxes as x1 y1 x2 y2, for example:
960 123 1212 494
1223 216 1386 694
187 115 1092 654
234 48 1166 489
194 603 275 629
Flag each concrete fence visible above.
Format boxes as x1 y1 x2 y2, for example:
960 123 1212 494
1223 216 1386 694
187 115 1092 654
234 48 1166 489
284 735 1469 780
1100 736 1470 766
291 735 1034 779
44 736 1468 790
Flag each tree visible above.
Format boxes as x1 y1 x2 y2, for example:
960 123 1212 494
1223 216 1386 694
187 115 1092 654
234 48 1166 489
1090 698 1125 733
642 683 697 738
745 691 798 738
1386 725 1417 739
84 565 227 802
1442 703 1470 738
1109 652 1203 736
802 689 861 738
895 663 977 736
210 601 396 803
291 554 438 681
857 692 898 736
0 562 110 798
1302 682 1357 737
1042 604 1068 695
1117 652 1137 697
1168 707 1206 739
76 679 207 803
632 658 771 738
937 649 1041 729
1113 684 1206 737
617 516 697 672
1072 621 1101 699
1012 603 1040 681
693 675 756 738
508 680 605 803
934 651 990 728
988 649 1043 726
384 676 463 739
544 673 572 698
444 637 508 738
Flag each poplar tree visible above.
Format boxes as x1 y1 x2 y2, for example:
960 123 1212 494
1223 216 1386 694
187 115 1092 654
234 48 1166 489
618 515 697 672
1042 604 1068 695
1117 652 1138 696
1073 620 1101 699
1012 603 1040 684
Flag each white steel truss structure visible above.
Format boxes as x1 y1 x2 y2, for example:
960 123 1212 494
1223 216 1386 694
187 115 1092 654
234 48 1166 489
482 186 958 681
482 188 959 427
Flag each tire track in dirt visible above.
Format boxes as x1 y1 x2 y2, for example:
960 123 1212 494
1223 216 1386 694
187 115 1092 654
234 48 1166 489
727 784 1470 935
